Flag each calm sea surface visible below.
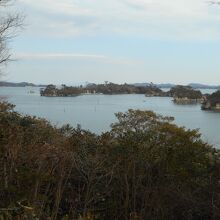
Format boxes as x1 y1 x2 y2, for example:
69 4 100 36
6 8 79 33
1 87 220 148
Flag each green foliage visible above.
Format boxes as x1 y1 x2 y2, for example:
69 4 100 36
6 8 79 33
206 90 220 106
40 84 83 97
170 85 203 99
201 90 220 110
41 83 168 97
0 102 220 219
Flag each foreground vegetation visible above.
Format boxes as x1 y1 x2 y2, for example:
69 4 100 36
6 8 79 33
1 102 220 220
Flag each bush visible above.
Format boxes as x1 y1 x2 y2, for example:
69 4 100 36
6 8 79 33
0 103 220 219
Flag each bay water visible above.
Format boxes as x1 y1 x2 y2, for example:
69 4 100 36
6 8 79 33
1 87 220 147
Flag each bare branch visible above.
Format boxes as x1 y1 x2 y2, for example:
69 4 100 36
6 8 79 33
0 0 23 71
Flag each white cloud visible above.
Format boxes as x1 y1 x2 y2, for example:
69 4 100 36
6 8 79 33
14 52 107 60
14 0 220 40
19 0 91 16
14 52 143 66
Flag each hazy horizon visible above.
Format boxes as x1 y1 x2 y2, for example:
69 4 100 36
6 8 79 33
2 80 220 87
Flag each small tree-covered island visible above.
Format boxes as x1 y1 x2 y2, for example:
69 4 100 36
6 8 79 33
170 85 203 104
202 90 220 111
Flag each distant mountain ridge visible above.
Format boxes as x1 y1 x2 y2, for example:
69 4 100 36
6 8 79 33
0 81 47 87
133 83 220 89
187 83 220 89
133 83 175 88
0 81 219 89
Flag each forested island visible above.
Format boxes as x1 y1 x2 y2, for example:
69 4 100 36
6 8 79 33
40 83 168 97
202 90 220 110
170 85 203 104
41 83 204 102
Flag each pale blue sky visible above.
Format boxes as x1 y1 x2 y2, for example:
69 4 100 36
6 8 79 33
3 0 220 84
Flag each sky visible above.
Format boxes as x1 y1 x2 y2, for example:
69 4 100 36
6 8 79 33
2 0 220 85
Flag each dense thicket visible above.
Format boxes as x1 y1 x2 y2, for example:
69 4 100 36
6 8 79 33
0 102 220 220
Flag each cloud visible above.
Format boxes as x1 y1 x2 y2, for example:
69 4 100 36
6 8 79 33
19 0 91 16
13 0 220 40
14 52 107 60
14 52 143 66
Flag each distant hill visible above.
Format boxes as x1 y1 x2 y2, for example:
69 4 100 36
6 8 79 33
133 83 220 89
1 81 219 89
157 83 176 88
132 83 176 88
187 83 220 89
0 81 47 87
